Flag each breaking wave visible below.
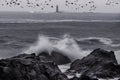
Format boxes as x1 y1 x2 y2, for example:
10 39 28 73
23 34 120 62
23 34 90 61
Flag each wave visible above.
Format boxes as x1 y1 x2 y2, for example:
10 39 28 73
99 78 119 80
22 34 120 63
0 19 120 23
0 39 6 43
23 34 90 61
76 37 120 47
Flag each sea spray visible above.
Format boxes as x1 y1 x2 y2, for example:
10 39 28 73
23 34 90 61
24 35 54 55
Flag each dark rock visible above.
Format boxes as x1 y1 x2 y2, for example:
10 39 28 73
69 77 79 80
92 78 98 80
69 75 98 80
68 48 120 78
0 53 68 80
81 75 98 80
79 75 91 80
38 51 71 65
80 75 95 80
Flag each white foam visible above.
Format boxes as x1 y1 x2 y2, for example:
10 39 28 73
23 34 90 61
24 35 54 55
58 63 70 73
67 75 74 79
115 50 120 64
99 78 119 80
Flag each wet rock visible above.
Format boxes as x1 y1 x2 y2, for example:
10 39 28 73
0 53 68 80
38 51 71 65
68 48 120 78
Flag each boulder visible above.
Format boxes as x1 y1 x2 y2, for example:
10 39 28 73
38 51 71 65
68 48 120 78
0 53 68 80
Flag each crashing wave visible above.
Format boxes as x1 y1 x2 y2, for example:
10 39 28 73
23 34 90 61
23 34 120 63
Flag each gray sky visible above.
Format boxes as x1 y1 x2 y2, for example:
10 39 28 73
0 0 120 13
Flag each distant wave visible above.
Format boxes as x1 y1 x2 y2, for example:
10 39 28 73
76 37 120 47
0 19 120 23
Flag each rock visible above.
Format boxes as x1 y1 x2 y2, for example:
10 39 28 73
38 51 71 65
79 75 93 80
69 77 79 80
79 75 98 80
69 75 98 80
68 48 120 78
0 53 68 80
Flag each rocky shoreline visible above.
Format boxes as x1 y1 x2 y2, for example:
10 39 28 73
0 48 120 80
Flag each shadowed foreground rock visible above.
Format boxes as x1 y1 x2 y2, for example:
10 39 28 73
68 48 120 78
70 75 98 80
0 53 68 80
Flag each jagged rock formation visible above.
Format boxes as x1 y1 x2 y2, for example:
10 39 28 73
0 48 120 80
68 48 120 78
0 53 68 80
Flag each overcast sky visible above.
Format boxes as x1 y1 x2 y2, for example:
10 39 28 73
0 0 120 13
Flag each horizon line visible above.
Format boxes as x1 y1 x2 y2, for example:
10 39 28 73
0 11 120 14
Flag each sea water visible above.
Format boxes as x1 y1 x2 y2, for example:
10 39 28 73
0 12 120 80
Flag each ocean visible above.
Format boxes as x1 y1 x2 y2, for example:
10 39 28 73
0 12 120 65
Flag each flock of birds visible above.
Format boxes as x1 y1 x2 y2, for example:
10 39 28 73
65 0 97 11
0 0 120 12
0 0 54 10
